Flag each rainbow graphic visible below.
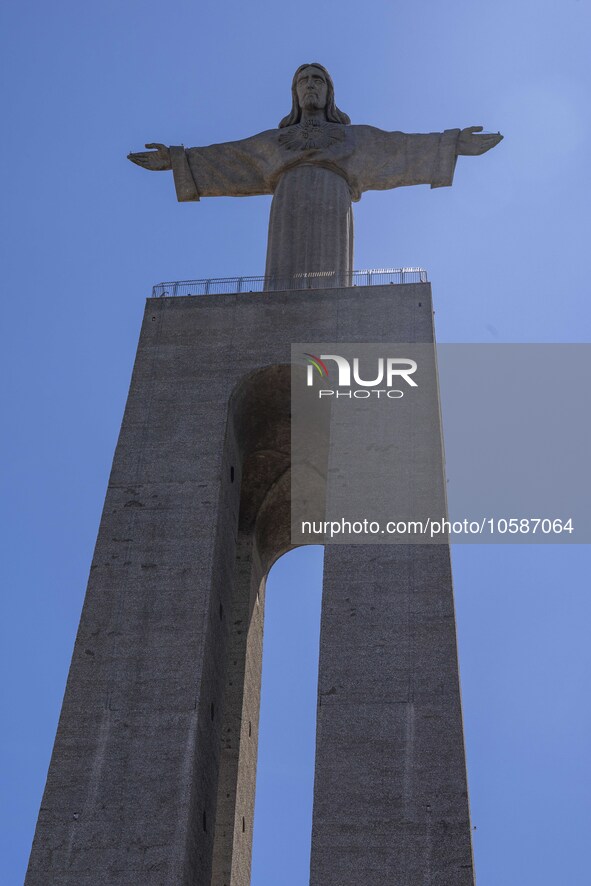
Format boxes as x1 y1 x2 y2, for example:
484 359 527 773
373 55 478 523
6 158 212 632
304 353 329 379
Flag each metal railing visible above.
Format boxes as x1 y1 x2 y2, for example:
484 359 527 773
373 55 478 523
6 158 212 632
151 268 428 298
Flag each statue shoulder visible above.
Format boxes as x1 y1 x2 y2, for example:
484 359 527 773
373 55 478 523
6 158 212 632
188 128 280 154
349 124 406 140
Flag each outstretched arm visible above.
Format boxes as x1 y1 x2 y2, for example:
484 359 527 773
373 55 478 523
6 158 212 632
457 126 503 156
127 143 172 170
344 124 503 197
127 132 276 202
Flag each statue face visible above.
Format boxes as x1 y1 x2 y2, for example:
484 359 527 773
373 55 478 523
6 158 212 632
296 66 328 112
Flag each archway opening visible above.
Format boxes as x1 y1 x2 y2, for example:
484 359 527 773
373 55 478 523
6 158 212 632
250 545 324 885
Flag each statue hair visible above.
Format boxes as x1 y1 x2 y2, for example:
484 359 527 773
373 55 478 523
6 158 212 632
278 63 351 128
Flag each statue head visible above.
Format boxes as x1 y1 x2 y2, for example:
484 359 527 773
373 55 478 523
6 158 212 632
279 63 351 128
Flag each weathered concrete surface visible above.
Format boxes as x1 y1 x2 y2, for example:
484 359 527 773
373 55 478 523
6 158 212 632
25 283 474 885
311 543 474 884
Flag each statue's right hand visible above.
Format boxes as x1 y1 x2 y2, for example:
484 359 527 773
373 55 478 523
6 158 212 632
127 143 172 171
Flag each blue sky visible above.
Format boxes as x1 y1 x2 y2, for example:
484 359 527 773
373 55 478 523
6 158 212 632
1 0 590 883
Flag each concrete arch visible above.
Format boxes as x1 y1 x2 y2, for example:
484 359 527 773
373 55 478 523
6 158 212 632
230 363 295 574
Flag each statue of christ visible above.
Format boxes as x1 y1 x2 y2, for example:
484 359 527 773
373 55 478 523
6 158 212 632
128 63 502 286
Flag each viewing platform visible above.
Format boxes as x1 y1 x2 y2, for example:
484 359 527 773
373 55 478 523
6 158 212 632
151 267 428 298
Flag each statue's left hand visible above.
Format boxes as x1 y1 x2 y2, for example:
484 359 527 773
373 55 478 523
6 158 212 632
457 126 503 156
127 143 172 171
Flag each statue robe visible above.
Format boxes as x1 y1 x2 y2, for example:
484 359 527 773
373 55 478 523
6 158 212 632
169 124 460 287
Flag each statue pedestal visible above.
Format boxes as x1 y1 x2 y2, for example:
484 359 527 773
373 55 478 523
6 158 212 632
26 283 474 886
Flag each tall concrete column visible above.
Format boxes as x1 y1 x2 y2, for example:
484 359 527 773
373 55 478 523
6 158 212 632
310 543 474 885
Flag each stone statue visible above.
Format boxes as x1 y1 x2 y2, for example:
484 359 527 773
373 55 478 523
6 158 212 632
128 63 502 286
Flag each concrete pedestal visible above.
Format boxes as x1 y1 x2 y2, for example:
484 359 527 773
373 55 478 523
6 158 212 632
26 284 474 885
